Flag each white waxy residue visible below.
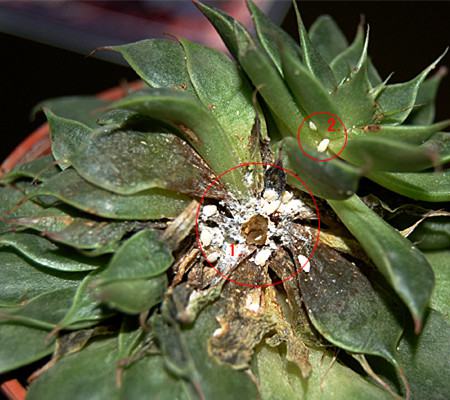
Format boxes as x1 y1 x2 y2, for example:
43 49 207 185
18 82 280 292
202 204 218 217
254 248 272 266
309 120 318 131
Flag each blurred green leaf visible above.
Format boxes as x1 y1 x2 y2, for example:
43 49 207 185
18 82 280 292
0 155 59 183
411 217 450 250
329 195 435 331
424 251 450 320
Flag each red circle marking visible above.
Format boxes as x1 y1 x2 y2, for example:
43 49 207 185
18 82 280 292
297 111 348 162
195 162 321 288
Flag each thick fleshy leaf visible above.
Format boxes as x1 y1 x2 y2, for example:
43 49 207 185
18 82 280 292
31 169 191 220
309 15 348 64
153 302 259 399
179 38 262 163
350 119 450 144
0 250 83 307
281 137 360 199
369 170 450 202
407 67 447 125
27 338 119 400
58 274 112 330
194 0 303 135
94 229 173 284
292 1 336 92
94 275 167 315
36 96 108 128
0 155 59 183
424 251 450 319
376 51 447 124
112 89 249 196
247 0 302 74
254 345 391 400
72 130 220 197
0 232 101 272
329 195 435 331
330 25 364 84
411 217 450 250
1 287 77 329
0 323 53 374
342 133 450 172
299 244 402 364
332 32 376 127
44 109 92 169
396 310 450 399
282 48 338 131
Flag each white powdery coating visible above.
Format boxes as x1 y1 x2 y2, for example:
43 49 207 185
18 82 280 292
317 138 330 153
254 248 272 266
202 204 218 217
297 254 311 273
261 198 281 215
280 198 305 215
309 120 318 131
244 294 261 312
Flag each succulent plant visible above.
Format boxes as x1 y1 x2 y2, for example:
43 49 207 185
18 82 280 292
1 1 449 399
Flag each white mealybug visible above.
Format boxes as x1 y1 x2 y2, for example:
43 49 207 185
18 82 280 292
202 204 218 218
317 138 330 153
254 248 272 266
308 120 318 131
297 254 311 273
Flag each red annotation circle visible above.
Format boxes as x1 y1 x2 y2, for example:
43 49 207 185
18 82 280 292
195 162 321 288
297 111 348 162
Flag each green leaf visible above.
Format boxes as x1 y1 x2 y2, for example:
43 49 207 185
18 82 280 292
330 24 364 84
376 51 447 124
194 0 303 136
0 323 53 374
396 310 450 399
332 31 376 127
58 273 112 330
329 195 435 331
254 345 391 400
342 134 449 172
95 229 173 284
27 339 119 400
179 38 262 164
299 244 402 365
407 67 447 125
247 0 301 74
292 1 336 92
350 119 450 144
94 275 167 315
0 155 59 183
36 96 108 128
0 232 101 272
368 170 450 202
112 89 249 196
281 137 360 199
72 130 220 197
309 15 348 64
0 250 82 307
31 169 191 220
0 287 77 329
44 109 93 169
424 251 450 320
281 47 338 130
410 217 450 250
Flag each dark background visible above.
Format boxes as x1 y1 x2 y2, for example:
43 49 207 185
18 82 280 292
1 1 450 162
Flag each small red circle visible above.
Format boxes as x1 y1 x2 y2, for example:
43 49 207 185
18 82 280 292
194 162 321 288
297 111 348 162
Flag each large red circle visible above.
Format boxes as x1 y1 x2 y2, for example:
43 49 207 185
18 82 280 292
195 162 321 288
297 111 348 162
